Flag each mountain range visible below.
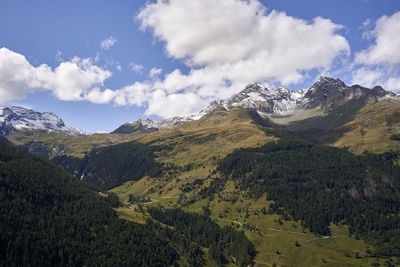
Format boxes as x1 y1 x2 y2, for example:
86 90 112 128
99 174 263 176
1 76 398 137
112 76 398 134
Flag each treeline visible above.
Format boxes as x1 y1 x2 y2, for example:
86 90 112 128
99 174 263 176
148 206 256 266
52 141 163 190
218 129 400 256
0 141 179 266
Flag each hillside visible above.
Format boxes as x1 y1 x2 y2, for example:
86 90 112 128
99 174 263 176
0 139 256 266
0 140 178 266
326 99 400 153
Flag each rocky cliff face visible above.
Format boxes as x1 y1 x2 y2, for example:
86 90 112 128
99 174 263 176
0 106 86 136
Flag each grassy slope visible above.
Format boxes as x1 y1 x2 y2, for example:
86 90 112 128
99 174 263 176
268 99 400 155
110 109 272 202
7 130 140 158
328 99 400 154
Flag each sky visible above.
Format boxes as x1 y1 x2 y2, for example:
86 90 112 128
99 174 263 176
0 0 400 133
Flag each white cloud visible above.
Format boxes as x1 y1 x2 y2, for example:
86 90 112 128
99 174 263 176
352 67 384 88
352 66 400 92
114 82 150 106
0 47 113 103
130 0 350 117
386 77 400 91
100 36 117 50
352 12 400 92
0 47 43 101
356 12 400 65
48 57 112 101
149 67 162 78
144 90 207 118
85 88 116 104
138 0 349 81
130 62 144 73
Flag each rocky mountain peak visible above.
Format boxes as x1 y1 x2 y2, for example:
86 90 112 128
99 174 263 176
0 106 86 136
306 76 347 97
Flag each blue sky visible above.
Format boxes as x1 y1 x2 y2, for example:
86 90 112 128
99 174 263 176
0 0 399 133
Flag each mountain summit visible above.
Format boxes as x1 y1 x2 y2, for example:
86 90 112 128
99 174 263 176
0 106 86 136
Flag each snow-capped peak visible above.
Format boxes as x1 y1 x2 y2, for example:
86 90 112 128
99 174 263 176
221 82 309 115
0 105 87 136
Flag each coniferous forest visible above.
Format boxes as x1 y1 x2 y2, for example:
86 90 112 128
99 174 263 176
147 206 256 266
218 130 400 256
0 141 178 266
52 141 163 190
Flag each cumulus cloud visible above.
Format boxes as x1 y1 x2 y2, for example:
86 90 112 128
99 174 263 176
100 36 117 50
144 90 207 118
112 81 207 117
356 12 400 65
353 12 400 91
85 88 116 104
114 82 150 107
0 47 113 102
138 0 349 87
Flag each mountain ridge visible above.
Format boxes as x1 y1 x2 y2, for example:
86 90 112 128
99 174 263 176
0 105 86 136
112 76 398 134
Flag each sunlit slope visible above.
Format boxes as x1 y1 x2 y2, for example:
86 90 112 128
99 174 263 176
327 99 400 153
138 108 273 166
110 108 275 200
268 98 400 154
6 130 139 158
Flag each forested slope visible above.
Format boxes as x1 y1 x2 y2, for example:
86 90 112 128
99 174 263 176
218 129 400 256
52 141 163 190
0 141 178 266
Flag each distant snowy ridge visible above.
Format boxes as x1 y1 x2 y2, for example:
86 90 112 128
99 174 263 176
0 106 87 136
114 100 220 133
114 76 397 133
